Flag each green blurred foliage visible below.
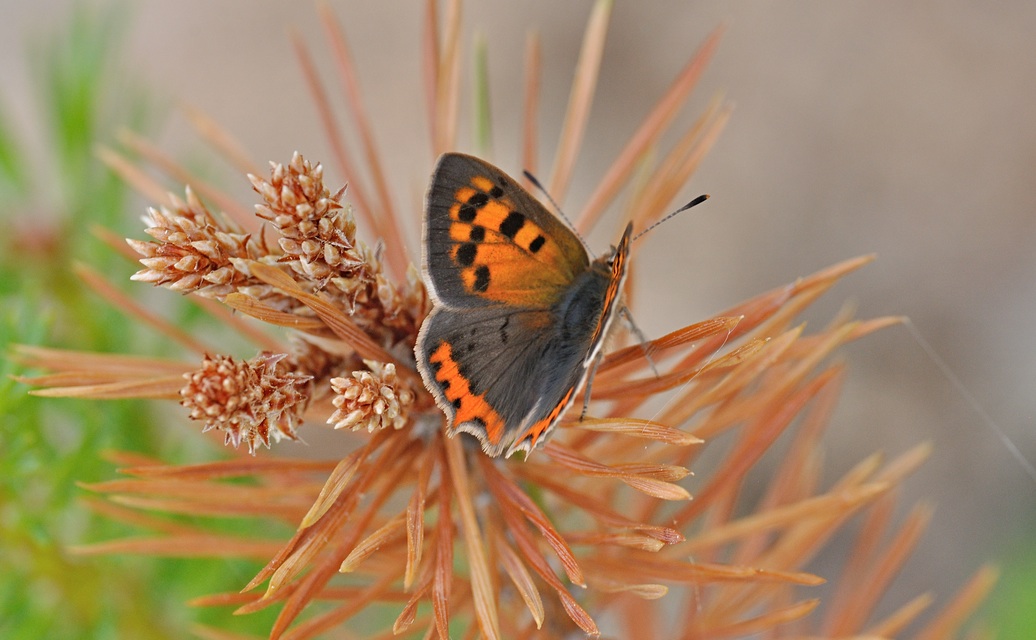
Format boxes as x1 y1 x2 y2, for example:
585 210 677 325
992 537 1036 639
0 5 270 638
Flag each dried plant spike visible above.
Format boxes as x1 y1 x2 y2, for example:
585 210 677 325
317 0 407 276
864 593 935 638
569 417 702 446
328 361 415 432
251 152 365 285
521 31 541 183
432 0 463 154
180 352 312 454
575 24 724 231
76 263 214 355
96 144 172 205
182 102 262 176
548 0 611 202
444 437 502 640
496 534 545 628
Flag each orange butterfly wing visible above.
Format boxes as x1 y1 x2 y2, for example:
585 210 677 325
422 153 588 308
416 153 630 457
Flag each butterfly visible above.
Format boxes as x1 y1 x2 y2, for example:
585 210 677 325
415 152 631 458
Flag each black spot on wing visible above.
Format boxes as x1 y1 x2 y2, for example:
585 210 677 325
529 235 545 253
473 265 490 292
500 211 525 238
456 243 477 266
458 191 489 223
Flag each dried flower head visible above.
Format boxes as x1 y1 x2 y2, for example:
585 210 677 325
18 2 994 639
251 153 365 285
128 186 263 298
181 352 312 453
329 361 414 432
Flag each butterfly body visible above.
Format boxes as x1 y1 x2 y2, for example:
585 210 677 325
416 153 630 457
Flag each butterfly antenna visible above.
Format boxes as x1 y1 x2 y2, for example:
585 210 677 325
523 169 591 251
632 194 710 243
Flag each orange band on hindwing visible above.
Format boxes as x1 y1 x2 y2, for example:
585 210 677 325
428 341 505 446
519 387 575 451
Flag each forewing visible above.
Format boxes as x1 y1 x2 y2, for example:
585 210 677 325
423 152 589 308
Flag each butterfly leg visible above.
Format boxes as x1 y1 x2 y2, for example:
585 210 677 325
580 350 606 421
620 305 659 377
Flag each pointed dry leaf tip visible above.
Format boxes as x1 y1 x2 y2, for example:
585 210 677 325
328 360 415 432
127 186 259 298
180 352 312 454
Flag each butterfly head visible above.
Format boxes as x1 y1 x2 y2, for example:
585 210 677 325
593 221 633 282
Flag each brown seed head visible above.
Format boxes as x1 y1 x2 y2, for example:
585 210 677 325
329 361 416 433
180 352 312 453
128 187 260 298
251 151 367 283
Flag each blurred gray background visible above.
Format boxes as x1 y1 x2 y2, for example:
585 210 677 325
4 0 1034 627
